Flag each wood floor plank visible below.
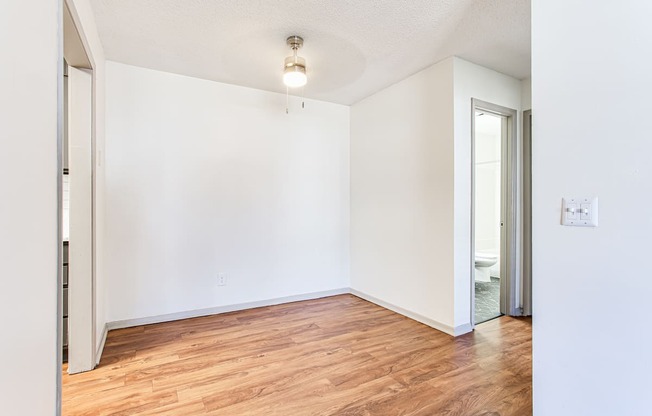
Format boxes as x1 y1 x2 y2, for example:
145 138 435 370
62 294 531 415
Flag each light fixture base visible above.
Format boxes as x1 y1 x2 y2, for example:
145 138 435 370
286 36 304 50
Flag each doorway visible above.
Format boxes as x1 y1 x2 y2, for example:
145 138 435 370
471 99 518 325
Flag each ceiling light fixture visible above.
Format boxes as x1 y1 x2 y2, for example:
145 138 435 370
283 36 307 88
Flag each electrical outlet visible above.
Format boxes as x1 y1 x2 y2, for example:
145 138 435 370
217 273 227 286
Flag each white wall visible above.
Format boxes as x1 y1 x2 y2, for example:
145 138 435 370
474 114 502 256
104 62 350 322
350 57 457 333
0 0 59 414
533 1 652 414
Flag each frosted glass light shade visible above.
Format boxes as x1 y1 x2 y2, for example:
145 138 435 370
283 55 307 88
283 69 307 88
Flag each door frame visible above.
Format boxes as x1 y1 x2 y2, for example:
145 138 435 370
60 0 97 378
470 98 519 326
522 110 533 316
66 64 95 373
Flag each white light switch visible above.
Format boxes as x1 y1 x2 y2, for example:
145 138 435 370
562 197 598 227
567 203 578 220
580 203 591 220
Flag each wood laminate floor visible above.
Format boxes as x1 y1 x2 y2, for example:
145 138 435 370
62 294 532 415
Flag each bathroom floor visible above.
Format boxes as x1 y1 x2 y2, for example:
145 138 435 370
475 277 502 323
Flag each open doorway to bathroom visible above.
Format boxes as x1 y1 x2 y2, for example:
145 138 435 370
472 99 518 325
474 110 503 323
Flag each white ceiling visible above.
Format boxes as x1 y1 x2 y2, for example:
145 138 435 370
90 0 530 105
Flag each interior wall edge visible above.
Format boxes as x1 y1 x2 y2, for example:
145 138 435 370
0 1 60 414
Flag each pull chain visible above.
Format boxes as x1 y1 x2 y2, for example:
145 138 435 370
302 86 305 109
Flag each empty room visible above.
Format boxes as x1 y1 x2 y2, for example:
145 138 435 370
2 1 651 416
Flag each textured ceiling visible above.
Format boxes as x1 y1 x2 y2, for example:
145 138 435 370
90 0 530 105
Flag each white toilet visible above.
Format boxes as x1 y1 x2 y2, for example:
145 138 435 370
475 252 498 283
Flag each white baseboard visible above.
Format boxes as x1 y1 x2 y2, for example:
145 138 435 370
104 287 472 340
350 289 472 337
95 323 108 365
106 288 350 331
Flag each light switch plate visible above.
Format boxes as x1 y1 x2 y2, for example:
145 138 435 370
561 197 598 227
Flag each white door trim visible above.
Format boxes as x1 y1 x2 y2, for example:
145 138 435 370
522 109 533 316
67 65 95 373
61 0 97 379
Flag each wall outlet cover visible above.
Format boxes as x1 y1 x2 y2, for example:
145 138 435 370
217 273 227 286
